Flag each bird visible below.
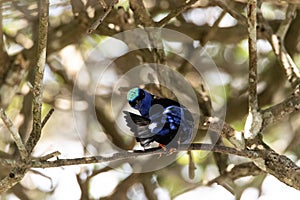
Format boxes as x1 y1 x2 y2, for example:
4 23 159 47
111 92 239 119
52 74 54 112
123 87 194 150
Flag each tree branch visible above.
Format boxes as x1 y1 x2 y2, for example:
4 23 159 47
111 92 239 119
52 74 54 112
28 143 258 168
272 4 300 90
41 107 54 128
0 109 28 159
156 0 198 27
200 116 245 149
87 0 119 33
25 0 49 154
0 1 50 193
207 162 262 185
130 0 154 27
0 143 258 169
0 0 3 58
247 0 258 111
244 0 263 140
260 146 300 190
261 94 300 131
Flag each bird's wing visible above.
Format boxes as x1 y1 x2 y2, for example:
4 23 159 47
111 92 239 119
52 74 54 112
148 104 181 136
163 105 194 143
123 111 154 147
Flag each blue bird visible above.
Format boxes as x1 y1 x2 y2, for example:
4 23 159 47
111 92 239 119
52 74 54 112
123 87 194 149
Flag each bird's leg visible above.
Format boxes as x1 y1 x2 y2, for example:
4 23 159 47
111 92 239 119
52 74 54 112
158 144 177 156
168 148 177 154
158 143 167 151
168 140 180 155
166 139 181 155
157 144 167 158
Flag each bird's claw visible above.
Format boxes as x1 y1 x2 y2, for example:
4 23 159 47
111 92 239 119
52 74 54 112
158 144 177 157
168 148 177 155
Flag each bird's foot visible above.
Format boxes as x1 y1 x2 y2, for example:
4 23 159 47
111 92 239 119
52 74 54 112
168 147 177 155
159 144 167 152
158 144 177 157
158 144 167 158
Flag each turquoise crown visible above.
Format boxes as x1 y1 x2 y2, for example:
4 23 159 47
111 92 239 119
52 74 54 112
127 88 140 101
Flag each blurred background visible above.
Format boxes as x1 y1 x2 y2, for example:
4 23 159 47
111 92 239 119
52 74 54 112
1 0 300 199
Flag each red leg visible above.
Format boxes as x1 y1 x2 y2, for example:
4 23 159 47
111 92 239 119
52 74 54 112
159 143 167 152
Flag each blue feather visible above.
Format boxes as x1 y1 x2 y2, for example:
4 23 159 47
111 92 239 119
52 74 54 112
124 88 194 147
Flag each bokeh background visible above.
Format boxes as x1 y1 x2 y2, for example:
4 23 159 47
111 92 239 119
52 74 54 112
1 0 300 199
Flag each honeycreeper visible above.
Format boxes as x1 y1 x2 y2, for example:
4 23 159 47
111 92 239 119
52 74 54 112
123 87 194 149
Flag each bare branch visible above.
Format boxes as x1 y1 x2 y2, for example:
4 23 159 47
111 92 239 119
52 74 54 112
261 95 300 131
260 147 300 190
272 5 300 90
0 109 28 159
0 1 50 193
99 0 109 11
0 1 3 58
37 151 61 161
25 0 49 154
202 10 227 45
130 0 154 27
156 0 198 27
212 0 247 25
25 144 258 169
0 158 18 168
200 116 245 149
215 0 300 92
41 108 54 128
276 5 297 38
207 162 262 185
188 150 196 179
244 0 263 140
247 0 258 112
87 0 119 34
0 168 26 193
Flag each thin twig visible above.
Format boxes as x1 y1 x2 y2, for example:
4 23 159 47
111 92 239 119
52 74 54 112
87 0 118 34
207 162 262 185
188 150 196 179
252 4 300 91
272 4 300 90
212 0 247 25
37 151 61 161
99 0 108 11
244 0 263 140
129 0 169 96
156 0 198 27
247 0 258 112
130 0 153 27
0 1 3 59
25 0 49 154
170 162 261 198
202 10 226 45
276 5 297 38
41 108 54 128
0 1 49 193
0 109 28 159
199 116 245 149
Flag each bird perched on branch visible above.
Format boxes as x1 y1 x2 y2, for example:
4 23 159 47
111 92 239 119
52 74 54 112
123 87 194 150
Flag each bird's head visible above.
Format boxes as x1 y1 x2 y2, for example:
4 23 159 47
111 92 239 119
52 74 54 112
127 88 153 116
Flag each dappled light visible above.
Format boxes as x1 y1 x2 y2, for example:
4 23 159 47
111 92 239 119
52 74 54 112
1 0 300 199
